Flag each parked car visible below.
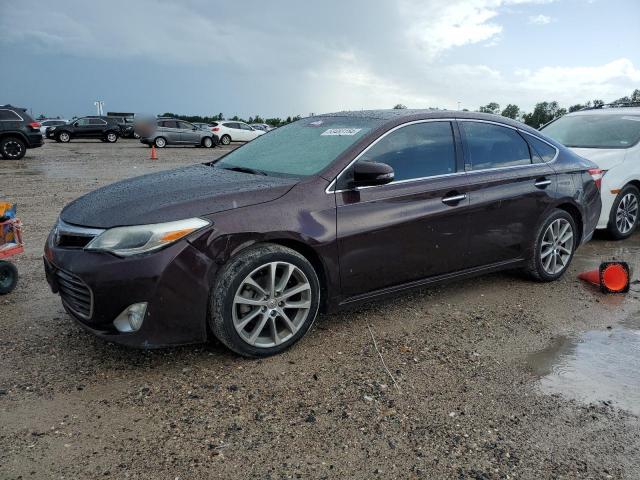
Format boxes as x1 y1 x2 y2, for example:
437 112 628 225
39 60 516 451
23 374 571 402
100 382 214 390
541 104 640 239
193 122 214 132
44 110 601 357
39 119 68 136
108 116 138 138
138 118 218 148
49 116 121 143
211 121 265 145
250 123 274 132
0 104 44 160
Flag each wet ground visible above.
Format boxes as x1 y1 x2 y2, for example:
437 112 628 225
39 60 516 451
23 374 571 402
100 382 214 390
1 140 639 479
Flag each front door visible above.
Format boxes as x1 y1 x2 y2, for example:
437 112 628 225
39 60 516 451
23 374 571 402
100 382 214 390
335 120 470 298
458 120 557 266
178 121 200 144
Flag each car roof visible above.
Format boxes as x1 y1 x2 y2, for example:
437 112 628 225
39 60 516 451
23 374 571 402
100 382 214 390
316 109 541 135
566 107 640 116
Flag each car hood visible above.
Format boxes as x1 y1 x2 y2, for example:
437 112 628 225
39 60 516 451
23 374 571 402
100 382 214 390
569 147 627 170
60 164 297 228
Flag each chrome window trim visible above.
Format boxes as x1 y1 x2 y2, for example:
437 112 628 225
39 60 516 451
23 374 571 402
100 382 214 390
56 219 105 238
0 109 24 122
325 118 458 194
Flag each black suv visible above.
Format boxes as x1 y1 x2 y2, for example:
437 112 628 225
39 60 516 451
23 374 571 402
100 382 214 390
49 116 121 143
0 105 44 160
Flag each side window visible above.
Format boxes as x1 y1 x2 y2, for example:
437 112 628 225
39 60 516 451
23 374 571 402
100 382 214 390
178 121 193 130
75 118 91 126
89 118 106 125
0 109 22 121
357 121 456 181
240 123 253 130
525 134 557 163
160 120 178 128
461 122 531 170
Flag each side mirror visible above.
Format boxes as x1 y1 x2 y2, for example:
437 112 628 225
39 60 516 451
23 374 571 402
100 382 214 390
351 162 394 188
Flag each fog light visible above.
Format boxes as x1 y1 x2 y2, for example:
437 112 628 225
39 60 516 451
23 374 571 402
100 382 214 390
113 302 148 333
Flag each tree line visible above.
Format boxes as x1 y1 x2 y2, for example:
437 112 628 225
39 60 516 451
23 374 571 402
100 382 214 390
163 88 638 130
474 88 640 128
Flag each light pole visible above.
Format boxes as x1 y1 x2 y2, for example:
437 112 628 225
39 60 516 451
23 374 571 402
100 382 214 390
94 100 105 116
457 101 461 111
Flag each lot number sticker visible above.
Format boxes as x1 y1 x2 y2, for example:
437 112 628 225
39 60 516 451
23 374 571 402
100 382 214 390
321 128 362 136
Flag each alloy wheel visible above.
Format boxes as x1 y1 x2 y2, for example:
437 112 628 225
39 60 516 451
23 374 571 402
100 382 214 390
540 218 574 275
3 140 23 159
59 132 70 142
232 261 312 348
107 133 117 142
155 137 166 148
616 193 638 235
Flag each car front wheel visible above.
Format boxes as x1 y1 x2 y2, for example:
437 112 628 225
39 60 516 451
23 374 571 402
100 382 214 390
524 209 577 282
210 244 321 357
608 185 640 240
58 132 71 143
0 137 26 160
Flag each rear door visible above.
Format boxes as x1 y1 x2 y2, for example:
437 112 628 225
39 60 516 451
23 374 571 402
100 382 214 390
459 120 557 266
336 120 470 298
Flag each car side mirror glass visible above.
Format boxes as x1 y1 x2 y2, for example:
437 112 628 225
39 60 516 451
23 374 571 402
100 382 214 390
351 162 394 188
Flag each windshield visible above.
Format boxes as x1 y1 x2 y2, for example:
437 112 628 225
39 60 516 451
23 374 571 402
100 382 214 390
216 116 384 176
542 114 640 149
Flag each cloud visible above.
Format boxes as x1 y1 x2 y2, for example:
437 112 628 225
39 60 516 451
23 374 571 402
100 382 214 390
529 14 554 24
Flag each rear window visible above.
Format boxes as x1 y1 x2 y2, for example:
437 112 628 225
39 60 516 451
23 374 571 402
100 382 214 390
542 114 640 149
461 122 531 170
525 134 557 162
216 116 385 176
0 109 23 121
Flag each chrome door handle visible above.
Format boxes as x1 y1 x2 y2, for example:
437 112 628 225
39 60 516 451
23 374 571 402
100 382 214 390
442 193 467 205
534 179 552 188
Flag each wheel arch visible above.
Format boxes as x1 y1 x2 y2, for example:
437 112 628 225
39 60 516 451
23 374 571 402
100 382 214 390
554 202 583 245
0 131 28 144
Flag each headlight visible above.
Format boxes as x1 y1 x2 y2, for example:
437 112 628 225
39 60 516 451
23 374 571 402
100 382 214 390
85 218 210 256
49 127 56 131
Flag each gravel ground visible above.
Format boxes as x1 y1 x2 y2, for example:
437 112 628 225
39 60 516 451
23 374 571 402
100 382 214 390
1 139 639 479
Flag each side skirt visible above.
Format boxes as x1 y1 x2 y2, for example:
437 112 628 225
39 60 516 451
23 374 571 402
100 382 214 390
338 258 525 308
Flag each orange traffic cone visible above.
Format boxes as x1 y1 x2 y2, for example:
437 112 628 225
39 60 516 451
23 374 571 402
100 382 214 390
150 145 158 160
578 261 630 293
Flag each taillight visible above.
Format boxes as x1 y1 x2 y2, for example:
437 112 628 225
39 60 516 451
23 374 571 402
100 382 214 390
588 168 606 190
29 122 41 129
212 127 220 132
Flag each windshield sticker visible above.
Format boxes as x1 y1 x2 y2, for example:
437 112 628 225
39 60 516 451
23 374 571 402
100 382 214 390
622 116 640 122
321 128 362 136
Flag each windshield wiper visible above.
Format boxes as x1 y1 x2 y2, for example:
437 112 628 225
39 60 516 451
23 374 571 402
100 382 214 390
221 166 268 176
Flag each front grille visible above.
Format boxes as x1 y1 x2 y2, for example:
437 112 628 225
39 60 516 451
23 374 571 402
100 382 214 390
56 269 92 319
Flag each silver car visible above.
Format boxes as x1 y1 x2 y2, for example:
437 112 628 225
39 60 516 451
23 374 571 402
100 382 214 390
139 118 218 148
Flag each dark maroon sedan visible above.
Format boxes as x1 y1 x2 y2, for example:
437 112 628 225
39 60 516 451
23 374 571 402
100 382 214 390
44 110 601 356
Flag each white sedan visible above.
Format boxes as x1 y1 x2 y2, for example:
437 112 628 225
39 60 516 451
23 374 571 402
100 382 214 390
211 121 265 145
541 105 640 239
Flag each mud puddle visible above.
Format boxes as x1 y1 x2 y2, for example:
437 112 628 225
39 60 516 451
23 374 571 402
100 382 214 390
528 315 640 415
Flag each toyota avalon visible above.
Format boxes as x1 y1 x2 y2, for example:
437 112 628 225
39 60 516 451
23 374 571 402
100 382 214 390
44 110 601 357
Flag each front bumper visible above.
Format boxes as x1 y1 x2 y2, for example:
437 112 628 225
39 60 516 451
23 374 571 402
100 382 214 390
43 238 217 348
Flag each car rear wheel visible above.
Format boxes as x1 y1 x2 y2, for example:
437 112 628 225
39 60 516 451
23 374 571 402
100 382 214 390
0 137 26 160
202 137 213 148
608 185 639 240
220 134 231 146
105 132 118 143
210 244 320 357
58 132 71 143
523 209 577 282
0 261 18 294
154 137 167 148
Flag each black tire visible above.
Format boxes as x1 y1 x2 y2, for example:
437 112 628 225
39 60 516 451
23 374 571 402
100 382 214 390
0 261 18 295
154 137 167 148
0 137 26 160
523 209 577 282
57 131 71 143
209 244 321 357
202 137 214 148
105 132 119 143
220 134 231 146
607 185 640 240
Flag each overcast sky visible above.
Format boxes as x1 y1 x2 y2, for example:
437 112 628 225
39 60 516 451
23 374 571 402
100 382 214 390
1 0 638 119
